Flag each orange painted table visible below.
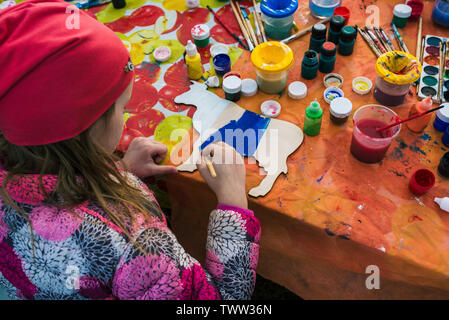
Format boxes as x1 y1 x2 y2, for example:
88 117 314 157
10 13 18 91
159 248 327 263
91 0 449 298
166 1 449 299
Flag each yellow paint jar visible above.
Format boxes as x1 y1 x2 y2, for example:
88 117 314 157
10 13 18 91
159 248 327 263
250 41 294 94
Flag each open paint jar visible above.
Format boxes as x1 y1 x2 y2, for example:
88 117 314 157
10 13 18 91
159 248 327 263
309 0 341 19
213 53 231 77
373 51 422 106
409 169 435 195
261 0 298 40
251 41 293 94
191 24 210 48
438 152 449 178
350 105 401 163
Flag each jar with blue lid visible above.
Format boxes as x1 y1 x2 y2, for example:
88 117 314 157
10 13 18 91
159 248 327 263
433 103 449 132
260 0 298 40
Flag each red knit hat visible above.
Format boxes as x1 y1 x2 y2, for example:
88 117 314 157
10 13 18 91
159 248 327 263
0 0 134 146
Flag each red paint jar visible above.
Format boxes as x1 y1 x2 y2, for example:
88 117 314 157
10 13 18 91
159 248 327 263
406 0 424 20
409 169 435 195
334 6 350 25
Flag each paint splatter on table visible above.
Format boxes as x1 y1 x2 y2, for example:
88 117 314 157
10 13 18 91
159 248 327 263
78 0 449 298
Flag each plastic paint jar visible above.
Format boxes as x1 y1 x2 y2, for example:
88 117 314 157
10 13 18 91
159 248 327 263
406 0 424 20
301 50 319 80
373 51 422 106
327 15 345 45
333 6 350 25
392 4 412 28
350 105 401 163
213 53 231 77
191 24 210 48
304 99 323 136
251 41 294 94
338 26 356 56
438 152 449 178
409 169 435 195
319 41 337 74
330 97 352 125
309 0 341 19
222 75 242 102
261 0 299 40
309 23 327 53
433 103 449 132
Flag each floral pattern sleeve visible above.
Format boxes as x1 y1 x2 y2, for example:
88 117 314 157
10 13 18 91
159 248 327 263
112 206 260 300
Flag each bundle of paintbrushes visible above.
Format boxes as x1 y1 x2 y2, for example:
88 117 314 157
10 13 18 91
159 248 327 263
228 0 266 51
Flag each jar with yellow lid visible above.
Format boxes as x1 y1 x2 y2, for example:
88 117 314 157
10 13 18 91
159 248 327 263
373 51 422 106
250 41 294 94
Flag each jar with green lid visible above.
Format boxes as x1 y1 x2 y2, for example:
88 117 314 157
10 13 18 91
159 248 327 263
304 99 323 136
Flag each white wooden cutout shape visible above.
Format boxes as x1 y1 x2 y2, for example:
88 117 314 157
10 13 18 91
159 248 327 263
174 81 304 197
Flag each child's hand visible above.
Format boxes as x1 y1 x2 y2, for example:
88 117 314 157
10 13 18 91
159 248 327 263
197 142 248 209
121 137 178 178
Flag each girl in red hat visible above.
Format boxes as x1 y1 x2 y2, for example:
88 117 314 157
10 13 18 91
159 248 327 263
0 0 259 300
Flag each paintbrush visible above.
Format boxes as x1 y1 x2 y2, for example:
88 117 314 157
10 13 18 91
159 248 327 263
438 42 446 103
365 26 387 54
229 0 254 51
391 23 409 53
380 27 396 51
416 35 426 93
240 5 258 46
253 0 267 42
357 26 381 57
281 17 331 44
373 26 391 51
249 7 263 44
416 17 423 58
376 105 445 133
205 157 217 178
207 5 250 51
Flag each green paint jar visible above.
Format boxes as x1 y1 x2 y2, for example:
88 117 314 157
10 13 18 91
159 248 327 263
392 4 412 28
191 24 210 48
304 99 323 136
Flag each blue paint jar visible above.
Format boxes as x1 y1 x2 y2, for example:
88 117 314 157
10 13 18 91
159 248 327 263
261 0 299 40
433 103 449 132
213 53 231 77
432 0 449 28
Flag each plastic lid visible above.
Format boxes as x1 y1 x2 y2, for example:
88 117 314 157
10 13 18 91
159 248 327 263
324 86 344 104
251 41 294 74
394 4 412 18
153 46 171 62
288 81 307 99
241 78 258 97
334 6 350 21
261 100 281 118
186 0 199 9
223 76 242 94
437 103 449 123
320 42 337 57
312 23 327 39
330 15 345 31
324 73 344 88
352 76 373 95
330 97 353 118
260 0 299 18
191 24 210 40
340 26 356 42
210 43 229 57
186 40 198 56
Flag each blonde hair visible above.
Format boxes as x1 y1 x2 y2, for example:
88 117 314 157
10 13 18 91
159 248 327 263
0 105 162 254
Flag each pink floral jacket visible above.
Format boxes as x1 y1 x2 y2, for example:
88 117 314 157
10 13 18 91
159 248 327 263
0 168 260 300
